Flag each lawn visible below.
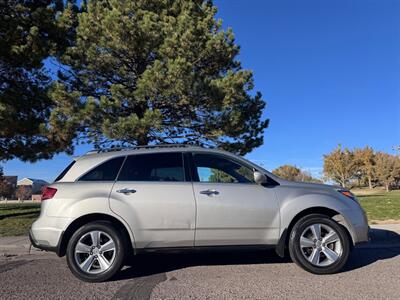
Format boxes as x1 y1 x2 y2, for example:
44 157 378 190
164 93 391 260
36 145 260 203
0 203 41 237
354 189 400 223
0 190 399 237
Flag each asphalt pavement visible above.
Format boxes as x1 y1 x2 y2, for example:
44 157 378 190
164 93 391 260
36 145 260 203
0 225 399 300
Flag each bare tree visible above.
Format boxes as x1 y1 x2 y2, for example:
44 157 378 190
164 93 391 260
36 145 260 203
354 146 375 189
375 152 400 192
15 185 33 201
273 165 321 183
323 145 358 188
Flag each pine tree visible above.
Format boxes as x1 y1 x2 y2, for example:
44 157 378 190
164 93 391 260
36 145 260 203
51 0 269 154
0 0 79 161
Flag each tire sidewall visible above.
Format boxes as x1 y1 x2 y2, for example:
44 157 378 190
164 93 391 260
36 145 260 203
66 221 125 282
289 214 350 274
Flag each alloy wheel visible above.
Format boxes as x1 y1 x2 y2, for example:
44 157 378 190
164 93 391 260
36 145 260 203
74 230 116 274
299 223 342 267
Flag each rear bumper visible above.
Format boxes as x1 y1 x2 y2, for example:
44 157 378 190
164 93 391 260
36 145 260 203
29 215 72 256
29 228 62 255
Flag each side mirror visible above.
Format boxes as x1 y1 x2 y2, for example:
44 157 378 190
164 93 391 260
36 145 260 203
253 171 267 185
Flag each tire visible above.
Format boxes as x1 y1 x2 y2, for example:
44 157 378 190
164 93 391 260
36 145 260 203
288 214 350 274
66 221 126 282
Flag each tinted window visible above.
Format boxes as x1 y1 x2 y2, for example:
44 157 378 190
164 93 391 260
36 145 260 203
54 160 76 182
118 153 185 182
193 154 254 183
79 157 124 181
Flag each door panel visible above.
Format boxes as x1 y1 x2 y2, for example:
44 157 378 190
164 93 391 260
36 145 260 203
191 152 280 246
109 152 196 249
109 182 196 248
193 182 280 246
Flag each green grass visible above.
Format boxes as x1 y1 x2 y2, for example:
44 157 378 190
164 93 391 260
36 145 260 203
355 190 400 223
0 203 41 237
0 190 399 236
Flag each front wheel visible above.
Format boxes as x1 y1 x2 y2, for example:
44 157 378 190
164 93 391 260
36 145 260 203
66 221 126 282
288 214 350 274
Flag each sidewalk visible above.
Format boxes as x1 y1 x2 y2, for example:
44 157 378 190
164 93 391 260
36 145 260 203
361 223 400 248
0 236 41 256
1 224 400 256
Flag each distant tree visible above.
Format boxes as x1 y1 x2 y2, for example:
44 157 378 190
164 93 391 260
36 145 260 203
272 165 321 183
354 146 375 189
50 0 269 155
208 164 254 183
0 0 80 162
0 167 14 198
297 171 323 184
209 169 235 183
15 185 32 200
323 145 358 188
375 152 400 192
272 165 301 181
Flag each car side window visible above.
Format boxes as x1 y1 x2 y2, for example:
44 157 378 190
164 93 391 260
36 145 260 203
117 152 185 182
79 157 125 181
193 153 254 183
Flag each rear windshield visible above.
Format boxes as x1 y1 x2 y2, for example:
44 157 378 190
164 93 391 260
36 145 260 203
54 160 76 182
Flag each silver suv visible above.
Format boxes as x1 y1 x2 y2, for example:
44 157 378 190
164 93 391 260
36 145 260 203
30 145 369 282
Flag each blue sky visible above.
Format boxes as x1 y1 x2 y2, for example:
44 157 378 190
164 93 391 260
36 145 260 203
3 0 400 181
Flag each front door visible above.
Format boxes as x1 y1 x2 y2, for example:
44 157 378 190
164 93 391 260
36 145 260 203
191 153 280 246
109 152 196 249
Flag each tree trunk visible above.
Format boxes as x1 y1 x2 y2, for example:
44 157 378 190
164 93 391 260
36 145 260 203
385 183 389 192
136 135 149 146
368 177 373 190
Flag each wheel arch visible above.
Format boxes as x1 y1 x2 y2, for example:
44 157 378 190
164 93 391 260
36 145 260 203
58 213 134 257
275 206 354 258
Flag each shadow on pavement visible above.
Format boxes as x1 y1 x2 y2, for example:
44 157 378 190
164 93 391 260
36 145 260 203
114 228 400 280
343 228 400 272
115 248 290 280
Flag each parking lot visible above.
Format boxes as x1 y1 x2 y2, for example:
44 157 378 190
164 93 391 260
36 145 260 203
1 229 399 300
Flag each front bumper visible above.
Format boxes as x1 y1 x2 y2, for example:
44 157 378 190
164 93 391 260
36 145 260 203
341 207 370 245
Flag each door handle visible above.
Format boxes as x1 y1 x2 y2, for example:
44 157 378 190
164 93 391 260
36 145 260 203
200 189 219 196
116 188 136 194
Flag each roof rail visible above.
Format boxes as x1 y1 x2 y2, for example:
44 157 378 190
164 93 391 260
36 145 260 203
85 144 195 155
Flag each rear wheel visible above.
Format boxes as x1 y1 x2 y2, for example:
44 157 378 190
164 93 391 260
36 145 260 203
288 214 350 274
66 221 126 282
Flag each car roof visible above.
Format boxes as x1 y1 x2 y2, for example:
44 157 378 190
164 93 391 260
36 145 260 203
76 145 232 161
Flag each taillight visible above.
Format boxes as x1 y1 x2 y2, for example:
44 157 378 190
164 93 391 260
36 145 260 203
42 187 57 200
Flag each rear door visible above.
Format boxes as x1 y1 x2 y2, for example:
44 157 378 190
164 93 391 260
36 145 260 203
109 152 196 249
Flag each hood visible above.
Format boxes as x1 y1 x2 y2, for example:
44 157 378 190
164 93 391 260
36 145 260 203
279 179 340 191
